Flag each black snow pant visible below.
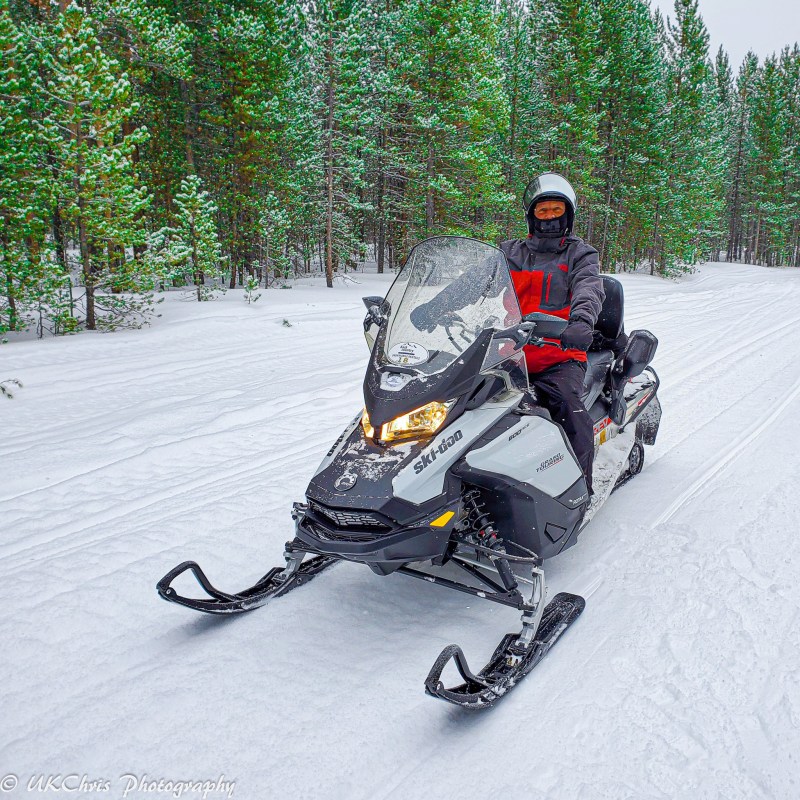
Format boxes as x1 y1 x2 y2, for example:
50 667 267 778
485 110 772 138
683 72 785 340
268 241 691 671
529 360 594 493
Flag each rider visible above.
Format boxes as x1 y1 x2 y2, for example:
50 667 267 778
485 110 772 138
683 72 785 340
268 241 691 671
500 173 605 493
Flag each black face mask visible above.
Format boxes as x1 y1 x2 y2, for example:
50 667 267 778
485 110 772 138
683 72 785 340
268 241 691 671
532 212 568 239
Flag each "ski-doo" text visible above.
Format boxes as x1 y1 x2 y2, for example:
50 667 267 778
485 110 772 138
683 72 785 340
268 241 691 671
413 430 463 473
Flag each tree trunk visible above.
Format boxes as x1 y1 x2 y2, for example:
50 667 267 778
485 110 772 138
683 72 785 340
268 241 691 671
649 200 660 276
425 142 435 235
324 30 335 289
2 235 17 331
425 36 436 236
179 79 197 172
78 200 94 329
75 121 95 330
754 214 761 265
377 216 386 274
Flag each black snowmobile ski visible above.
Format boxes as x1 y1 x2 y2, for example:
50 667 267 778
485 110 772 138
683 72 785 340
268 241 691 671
156 553 337 614
424 592 585 709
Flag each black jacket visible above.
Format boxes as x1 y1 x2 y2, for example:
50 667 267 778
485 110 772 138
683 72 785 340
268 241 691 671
499 234 605 326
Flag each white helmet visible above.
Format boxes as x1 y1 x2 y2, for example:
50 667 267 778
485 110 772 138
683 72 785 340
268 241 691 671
522 173 577 234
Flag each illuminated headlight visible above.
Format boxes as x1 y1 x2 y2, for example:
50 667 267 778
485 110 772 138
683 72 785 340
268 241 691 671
361 408 375 438
361 400 455 443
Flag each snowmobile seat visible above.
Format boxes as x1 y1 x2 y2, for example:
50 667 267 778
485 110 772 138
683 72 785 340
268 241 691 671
594 276 624 342
582 349 614 409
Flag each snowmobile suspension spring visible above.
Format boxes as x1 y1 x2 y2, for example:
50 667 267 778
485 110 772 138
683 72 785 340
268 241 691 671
462 488 498 542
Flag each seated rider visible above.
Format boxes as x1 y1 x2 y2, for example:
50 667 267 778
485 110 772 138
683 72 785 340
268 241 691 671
500 173 605 494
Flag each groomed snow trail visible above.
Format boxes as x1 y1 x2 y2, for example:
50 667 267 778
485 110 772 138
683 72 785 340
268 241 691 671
2 263 799 800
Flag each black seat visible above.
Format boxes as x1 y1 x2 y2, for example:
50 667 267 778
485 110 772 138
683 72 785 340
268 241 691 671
581 277 624 410
594 276 624 342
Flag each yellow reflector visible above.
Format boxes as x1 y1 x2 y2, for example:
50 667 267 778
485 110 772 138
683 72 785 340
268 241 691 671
430 511 454 528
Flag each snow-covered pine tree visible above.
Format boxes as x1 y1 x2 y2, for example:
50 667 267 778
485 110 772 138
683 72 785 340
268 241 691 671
711 45 736 261
40 3 151 329
529 0 606 241
364 0 403 272
390 0 508 248
204 1 294 289
0 0 51 333
309 0 375 287
779 45 800 266
656 0 724 273
170 173 225 300
725 52 759 263
749 55 788 265
593 0 667 271
270 0 325 276
258 192 292 282
496 0 545 240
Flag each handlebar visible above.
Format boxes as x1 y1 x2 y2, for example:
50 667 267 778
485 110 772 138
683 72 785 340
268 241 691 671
491 313 569 350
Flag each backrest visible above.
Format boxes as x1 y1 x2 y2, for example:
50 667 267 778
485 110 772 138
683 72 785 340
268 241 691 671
596 276 623 339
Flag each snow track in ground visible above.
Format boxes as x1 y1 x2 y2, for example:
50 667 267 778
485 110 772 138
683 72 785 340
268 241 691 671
2 264 799 799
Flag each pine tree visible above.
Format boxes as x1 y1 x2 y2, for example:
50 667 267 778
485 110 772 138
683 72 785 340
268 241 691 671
307 0 376 287
0 0 50 333
169 173 225 300
204 0 295 288
40 3 151 329
725 52 759 262
389 0 508 250
777 45 800 266
592 0 667 271
749 55 786 264
496 0 546 240
530 0 606 240
656 0 724 272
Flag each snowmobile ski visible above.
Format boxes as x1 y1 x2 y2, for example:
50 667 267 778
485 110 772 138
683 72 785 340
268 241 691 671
156 553 337 614
424 592 585 709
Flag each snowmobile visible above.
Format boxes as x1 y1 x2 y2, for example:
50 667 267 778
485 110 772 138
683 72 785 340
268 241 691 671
157 236 661 709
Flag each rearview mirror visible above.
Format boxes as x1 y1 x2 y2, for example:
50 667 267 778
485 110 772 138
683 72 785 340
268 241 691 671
362 295 384 310
363 305 384 333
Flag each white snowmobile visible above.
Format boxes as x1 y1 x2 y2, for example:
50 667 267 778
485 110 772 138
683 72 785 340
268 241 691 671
158 236 661 709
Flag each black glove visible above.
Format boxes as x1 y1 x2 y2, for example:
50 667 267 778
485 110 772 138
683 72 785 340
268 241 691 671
591 329 628 355
610 331 628 355
560 319 594 351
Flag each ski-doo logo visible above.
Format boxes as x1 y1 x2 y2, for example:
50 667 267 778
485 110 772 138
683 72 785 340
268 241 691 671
536 452 564 473
414 450 437 474
413 430 463 474
334 473 357 491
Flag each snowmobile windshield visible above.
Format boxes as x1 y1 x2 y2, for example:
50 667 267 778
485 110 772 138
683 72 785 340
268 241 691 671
379 236 521 376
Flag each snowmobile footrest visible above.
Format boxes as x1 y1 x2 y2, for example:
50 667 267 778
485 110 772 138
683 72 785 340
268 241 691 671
156 554 338 614
424 592 585 709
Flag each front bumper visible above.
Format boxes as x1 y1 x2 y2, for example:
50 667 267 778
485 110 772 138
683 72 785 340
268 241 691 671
292 502 453 564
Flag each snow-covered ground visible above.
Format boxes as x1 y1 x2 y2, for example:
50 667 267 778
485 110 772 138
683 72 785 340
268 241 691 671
2 263 799 800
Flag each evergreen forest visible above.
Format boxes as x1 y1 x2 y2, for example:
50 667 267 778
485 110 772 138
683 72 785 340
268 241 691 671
1 0 799 334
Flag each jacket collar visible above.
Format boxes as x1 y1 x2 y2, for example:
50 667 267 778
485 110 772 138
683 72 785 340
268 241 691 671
525 233 572 253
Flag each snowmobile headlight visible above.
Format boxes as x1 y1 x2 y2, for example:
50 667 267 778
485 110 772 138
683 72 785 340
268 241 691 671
379 400 455 442
361 408 375 438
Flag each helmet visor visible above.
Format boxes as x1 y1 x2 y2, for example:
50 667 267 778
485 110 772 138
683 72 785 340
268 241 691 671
523 173 577 213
